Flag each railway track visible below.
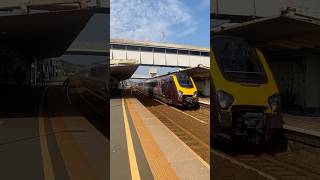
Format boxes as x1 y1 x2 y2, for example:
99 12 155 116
67 86 108 137
182 105 210 125
134 90 320 179
134 91 210 163
212 129 320 180
234 153 320 180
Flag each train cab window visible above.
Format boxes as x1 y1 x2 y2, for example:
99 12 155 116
176 73 193 88
213 36 267 84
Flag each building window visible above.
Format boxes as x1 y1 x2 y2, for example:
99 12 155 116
166 49 177 54
127 45 140 51
201 52 209 57
111 44 126 50
178 50 189 55
190 51 200 56
141 47 153 52
154 48 165 53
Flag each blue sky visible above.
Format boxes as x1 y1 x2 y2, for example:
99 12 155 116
172 0 210 47
111 0 210 77
111 0 209 47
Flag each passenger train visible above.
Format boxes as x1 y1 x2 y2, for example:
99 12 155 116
211 36 283 144
137 72 199 108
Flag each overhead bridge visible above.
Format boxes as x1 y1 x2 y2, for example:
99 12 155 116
110 39 210 68
0 0 108 12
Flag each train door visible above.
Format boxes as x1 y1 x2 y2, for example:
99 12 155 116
156 79 161 96
160 79 165 97
167 76 177 103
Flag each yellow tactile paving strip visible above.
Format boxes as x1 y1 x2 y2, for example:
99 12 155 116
126 98 179 180
50 117 98 180
121 98 141 180
38 88 55 180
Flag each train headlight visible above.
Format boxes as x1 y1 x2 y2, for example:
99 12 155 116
268 93 281 112
194 91 198 97
217 90 234 110
178 90 183 102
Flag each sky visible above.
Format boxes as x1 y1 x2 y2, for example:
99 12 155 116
110 0 210 77
111 0 209 47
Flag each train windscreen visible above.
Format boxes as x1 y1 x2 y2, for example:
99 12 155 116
176 73 193 88
213 36 267 84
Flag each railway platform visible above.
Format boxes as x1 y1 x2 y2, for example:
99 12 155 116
199 97 210 105
0 85 108 180
110 93 210 180
283 114 320 137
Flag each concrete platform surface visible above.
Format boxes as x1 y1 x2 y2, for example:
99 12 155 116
199 97 210 105
284 114 320 137
125 98 210 179
111 94 210 179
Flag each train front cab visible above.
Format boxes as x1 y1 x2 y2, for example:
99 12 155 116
211 36 283 144
168 73 198 108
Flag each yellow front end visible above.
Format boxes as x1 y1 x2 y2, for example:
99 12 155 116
172 74 198 107
211 49 278 113
172 75 198 96
211 46 283 143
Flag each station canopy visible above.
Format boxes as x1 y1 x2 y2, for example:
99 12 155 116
179 65 210 79
0 9 94 59
213 15 320 54
111 64 139 81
